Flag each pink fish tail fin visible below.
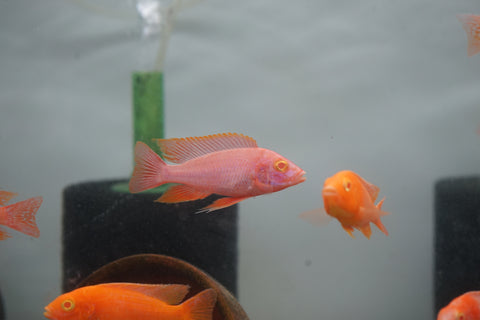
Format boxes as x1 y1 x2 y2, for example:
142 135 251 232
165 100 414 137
182 288 217 320
457 14 480 57
0 196 42 238
0 190 18 206
129 142 167 193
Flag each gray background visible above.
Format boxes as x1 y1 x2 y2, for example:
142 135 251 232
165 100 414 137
1 0 480 319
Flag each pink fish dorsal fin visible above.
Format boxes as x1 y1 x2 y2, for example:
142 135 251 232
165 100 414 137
97 283 190 305
154 132 258 164
354 173 380 201
0 190 18 206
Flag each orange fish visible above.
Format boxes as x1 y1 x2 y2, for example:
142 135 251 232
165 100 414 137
300 170 389 239
0 190 42 240
129 133 306 212
44 283 217 320
457 14 480 56
437 291 480 320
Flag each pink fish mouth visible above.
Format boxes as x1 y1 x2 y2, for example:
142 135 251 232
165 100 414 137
294 170 307 185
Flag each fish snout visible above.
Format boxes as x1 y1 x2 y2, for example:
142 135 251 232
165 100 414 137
322 185 338 198
43 306 54 319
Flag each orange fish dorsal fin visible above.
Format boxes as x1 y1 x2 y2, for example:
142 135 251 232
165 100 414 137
457 14 480 57
0 190 18 206
154 133 258 164
97 283 190 305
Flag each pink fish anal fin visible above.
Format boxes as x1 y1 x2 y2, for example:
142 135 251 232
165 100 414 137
341 224 355 238
154 132 258 164
0 227 11 240
198 196 251 213
156 185 212 203
0 190 18 206
457 14 480 57
96 283 190 305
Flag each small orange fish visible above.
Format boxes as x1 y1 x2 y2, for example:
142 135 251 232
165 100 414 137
129 133 306 212
44 283 217 320
457 14 480 56
300 170 389 239
0 190 42 240
438 291 480 320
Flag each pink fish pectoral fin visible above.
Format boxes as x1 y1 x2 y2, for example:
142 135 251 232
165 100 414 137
299 208 332 227
156 185 212 203
198 196 251 213
97 283 190 305
0 190 18 206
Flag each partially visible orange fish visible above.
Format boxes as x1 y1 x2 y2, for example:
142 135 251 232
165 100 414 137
129 133 306 212
300 170 389 239
457 14 480 56
0 190 42 240
44 283 217 320
438 291 480 320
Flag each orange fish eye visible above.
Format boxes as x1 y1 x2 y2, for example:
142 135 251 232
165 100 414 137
457 312 465 320
343 179 352 192
274 160 289 172
61 299 75 312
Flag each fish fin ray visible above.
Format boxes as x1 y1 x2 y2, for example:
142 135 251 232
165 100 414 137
358 224 372 239
129 142 166 193
373 218 389 236
198 196 250 213
97 283 190 305
0 227 11 240
0 190 18 206
182 288 217 320
298 208 331 226
156 185 211 203
154 133 258 164
457 14 480 56
1 197 42 237
341 224 355 238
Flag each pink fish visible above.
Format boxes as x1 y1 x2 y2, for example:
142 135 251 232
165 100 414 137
457 14 480 56
129 133 306 212
0 190 42 240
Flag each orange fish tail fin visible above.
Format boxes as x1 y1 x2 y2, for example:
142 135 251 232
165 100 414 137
298 208 332 227
182 288 217 320
0 196 42 237
457 14 480 57
129 142 167 193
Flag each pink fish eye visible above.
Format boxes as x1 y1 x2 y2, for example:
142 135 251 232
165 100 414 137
274 160 289 173
61 299 75 312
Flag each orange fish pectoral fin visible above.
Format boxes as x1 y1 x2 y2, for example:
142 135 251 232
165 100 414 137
181 288 217 320
341 224 356 238
156 185 212 203
97 283 190 305
198 196 251 213
0 190 18 206
358 224 372 239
